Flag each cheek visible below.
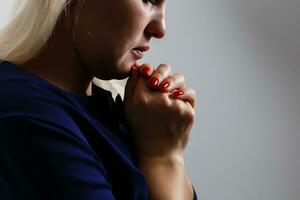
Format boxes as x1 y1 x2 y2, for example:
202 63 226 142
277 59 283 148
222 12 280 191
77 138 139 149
101 1 149 39
73 1 148 65
72 6 116 62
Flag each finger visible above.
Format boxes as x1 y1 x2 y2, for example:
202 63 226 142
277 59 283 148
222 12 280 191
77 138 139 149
129 75 155 106
134 74 153 96
124 66 140 102
158 73 186 93
138 63 155 79
170 88 197 109
147 64 172 90
172 97 196 120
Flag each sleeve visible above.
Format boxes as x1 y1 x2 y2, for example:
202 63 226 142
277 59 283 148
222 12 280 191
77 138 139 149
0 116 116 200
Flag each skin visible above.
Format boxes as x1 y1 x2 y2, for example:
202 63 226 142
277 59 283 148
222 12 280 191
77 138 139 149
71 0 167 80
19 0 196 199
124 67 196 199
20 0 168 95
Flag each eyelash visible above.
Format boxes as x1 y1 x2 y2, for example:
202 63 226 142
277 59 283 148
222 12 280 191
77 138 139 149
143 0 159 5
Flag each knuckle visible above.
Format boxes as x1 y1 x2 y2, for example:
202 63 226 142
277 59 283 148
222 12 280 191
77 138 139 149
178 74 185 82
184 106 195 123
186 88 196 97
190 91 197 107
173 73 186 87
157 64 171 74
190 88 196 96
180 101 196 121
173 72 184 78
161 94 172 107
166 76 175 85
168 74 184 88
131 95 148 108
189 108 196 120
173 100 185 115
158 63 171 69
192 98 197 108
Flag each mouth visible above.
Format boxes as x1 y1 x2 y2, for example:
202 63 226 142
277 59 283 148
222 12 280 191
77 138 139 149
132 49 144 61
132 45 150 60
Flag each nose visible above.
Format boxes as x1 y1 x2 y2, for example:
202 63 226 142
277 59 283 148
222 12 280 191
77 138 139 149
145 10 166 40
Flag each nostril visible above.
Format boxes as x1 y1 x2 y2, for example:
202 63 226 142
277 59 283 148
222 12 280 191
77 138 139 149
155 30 165 39
145 20 166 39
145 27 165 40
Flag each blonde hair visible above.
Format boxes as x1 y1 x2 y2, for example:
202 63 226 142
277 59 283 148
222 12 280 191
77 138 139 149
0 0 71 65
0 0 125 99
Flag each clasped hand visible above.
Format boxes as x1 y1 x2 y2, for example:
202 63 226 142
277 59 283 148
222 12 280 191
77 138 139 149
124 63 196 161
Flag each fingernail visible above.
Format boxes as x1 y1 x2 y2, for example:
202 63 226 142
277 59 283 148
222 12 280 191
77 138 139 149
149 77 159 88
142 66 151 77
160 81 170 90
173 90 184 97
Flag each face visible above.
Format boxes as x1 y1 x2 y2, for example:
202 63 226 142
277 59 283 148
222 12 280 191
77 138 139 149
72 0 167 80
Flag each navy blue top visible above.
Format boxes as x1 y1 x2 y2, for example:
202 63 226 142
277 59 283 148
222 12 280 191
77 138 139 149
0 60 197 200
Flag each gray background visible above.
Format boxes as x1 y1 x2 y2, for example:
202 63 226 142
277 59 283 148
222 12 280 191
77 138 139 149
1 0 299 199
143 0 300 199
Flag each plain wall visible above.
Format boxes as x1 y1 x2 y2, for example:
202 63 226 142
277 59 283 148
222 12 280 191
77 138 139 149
1 0 299 199
142 0 300 199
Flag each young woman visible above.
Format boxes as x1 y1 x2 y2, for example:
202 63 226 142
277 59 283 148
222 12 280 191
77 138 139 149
0 0 197 199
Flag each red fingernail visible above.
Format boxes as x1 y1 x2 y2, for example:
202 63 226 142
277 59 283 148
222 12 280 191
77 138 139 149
173 90 184 97
149 77 159 88
160 81 170 89
142 66 151 77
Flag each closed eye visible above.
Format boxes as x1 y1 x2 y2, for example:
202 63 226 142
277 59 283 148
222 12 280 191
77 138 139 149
143 0 159 5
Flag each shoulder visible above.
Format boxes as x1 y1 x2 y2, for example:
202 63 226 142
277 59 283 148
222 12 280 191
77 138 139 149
0 62 90 143
0 61 80 121
0 115 115 200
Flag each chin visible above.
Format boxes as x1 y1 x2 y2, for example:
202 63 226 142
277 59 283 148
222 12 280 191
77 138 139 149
113 60 133 79
93 59 131 80
95 72 128 80
113 72 130 80
98 67 130 80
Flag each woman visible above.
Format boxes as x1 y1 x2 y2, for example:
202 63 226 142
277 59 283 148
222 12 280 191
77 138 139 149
0 0 197 199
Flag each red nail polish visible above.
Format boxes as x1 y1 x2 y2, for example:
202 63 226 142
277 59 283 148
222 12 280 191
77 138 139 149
160 81 169 89
142 66 151 77
173 90 184 97
149 77 159 88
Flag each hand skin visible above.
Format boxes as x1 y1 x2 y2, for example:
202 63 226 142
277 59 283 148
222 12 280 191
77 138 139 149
138 155 194 200
137 63 196 108
124 66 196 200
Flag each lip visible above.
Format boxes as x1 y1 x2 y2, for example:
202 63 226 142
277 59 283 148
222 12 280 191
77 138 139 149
134 46 150 52
132 45 150 59
132 49 144 60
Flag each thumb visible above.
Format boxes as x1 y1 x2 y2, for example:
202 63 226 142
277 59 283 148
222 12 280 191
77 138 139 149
124 66 139 102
